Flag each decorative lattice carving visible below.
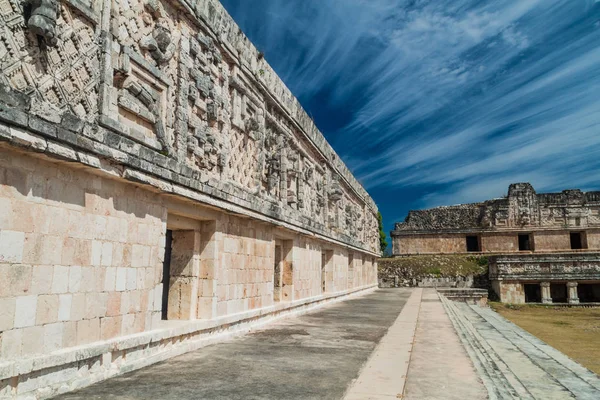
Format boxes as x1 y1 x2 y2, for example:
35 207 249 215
1 0 99 119
228 127 258 190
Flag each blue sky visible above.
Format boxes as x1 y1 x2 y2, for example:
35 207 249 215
221 0 600 246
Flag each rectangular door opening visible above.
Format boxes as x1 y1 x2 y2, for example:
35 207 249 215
524 284 541 303
550 283 568 303
570 232 585 250
577 283 600 303
273 243 282 302
321 249 333 293
161 229 173 320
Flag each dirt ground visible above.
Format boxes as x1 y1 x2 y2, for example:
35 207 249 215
491 303 600 375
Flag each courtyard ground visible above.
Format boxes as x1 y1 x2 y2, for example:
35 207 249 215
53 289 600 399
56 289 414 400
55 288 486 400
491 303 600 375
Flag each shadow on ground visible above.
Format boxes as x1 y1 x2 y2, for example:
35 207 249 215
56 289 411 400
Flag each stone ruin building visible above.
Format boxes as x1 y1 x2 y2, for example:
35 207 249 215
0 0 380 397
392 183 600 304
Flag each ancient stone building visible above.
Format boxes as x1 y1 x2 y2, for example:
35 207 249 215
392 183 600 304
0 0 379 397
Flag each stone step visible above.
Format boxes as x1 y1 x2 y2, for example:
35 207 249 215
439 295 528 399
442 300 515 398
457 303 575 399
471 305 600 397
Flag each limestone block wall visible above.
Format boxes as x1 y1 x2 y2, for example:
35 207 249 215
586 230 600 249
0 148 378 398
330 250 349 293
0 148 165 360
494 282 525 304
480 234 518 252
215 215 276 316
533 231 572 251
393 234 467 255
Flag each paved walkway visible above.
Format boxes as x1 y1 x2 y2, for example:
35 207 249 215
55 288 600 399
57 289 413 400
403 289 487 400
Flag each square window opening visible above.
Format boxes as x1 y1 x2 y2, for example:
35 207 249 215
466 235 480 252
518 234 532 251
570 232 586 250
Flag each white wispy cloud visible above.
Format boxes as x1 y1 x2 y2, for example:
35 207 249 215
223 0 600 214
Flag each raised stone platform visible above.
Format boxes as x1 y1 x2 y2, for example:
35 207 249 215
490 252 600 303
437 288 488 307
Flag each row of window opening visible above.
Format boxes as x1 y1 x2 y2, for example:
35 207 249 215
465 232 587 252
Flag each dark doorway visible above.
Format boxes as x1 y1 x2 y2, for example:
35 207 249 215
347 253 354 289
161 229 173 320
577 283 600 303
518 234 532 251
550 283 568 303
321 250 333 293
570 232 583 250
466 236 480 252
524 284 541 303
273 244 282 302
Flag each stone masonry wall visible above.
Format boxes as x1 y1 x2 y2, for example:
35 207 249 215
0 0 379 255
216 214 277 316
392 183 600 255
0 147 379 398
0 147 165 360
394 183 600 234
0 0 380 396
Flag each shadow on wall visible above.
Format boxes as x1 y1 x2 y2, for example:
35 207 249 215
0 151 162 221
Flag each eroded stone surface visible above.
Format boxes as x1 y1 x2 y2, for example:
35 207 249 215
392 183 600 255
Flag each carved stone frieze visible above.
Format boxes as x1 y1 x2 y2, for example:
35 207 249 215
0 0 380 255
1 0 99 119
394 183 600 234
139 21 175 65
27 0 59 47
327 175 343 202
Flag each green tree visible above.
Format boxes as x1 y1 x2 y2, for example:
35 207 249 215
377 212 388 254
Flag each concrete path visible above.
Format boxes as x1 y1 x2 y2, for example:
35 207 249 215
403 289 487 400
56 289 412 400
441 295 600 399
344 288 422 399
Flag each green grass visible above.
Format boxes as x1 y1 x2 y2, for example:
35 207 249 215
490 303 600 375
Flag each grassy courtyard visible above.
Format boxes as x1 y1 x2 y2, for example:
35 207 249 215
491 303 600 375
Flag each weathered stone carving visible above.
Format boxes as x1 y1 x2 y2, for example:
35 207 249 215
327 175 343 202
508 183 538 226
1 0 380 256
27 0 59 47
139 22 175 65
286 149 299 206
120 72 171 154
263 129 284 197
1 0 99 119
186 125 227 172
489 253 600 281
